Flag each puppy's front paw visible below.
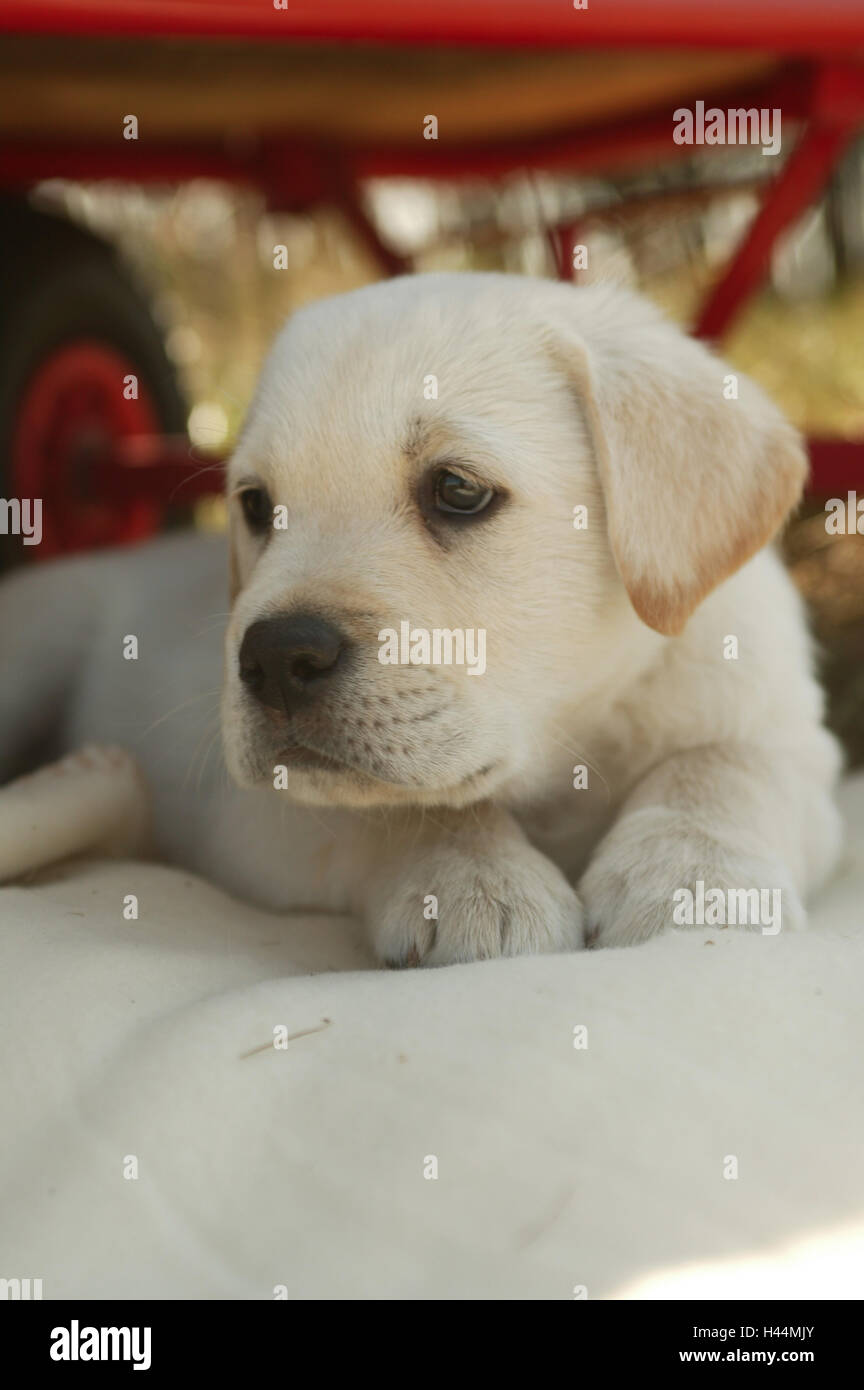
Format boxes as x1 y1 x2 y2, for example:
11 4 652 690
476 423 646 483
581 819 805 949
368 836 584 968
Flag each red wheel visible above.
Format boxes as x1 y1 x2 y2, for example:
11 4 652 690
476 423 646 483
0 197 187 567
10 340 162 557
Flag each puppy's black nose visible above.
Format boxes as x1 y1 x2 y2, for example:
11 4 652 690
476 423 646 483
239 614 348 713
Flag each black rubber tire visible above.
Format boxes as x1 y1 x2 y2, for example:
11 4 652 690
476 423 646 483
0 195 187 564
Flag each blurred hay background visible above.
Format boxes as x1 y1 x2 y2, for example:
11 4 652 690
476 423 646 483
30 138 864 760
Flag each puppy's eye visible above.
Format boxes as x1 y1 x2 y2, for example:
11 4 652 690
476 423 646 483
434 470 494 516
239 487 273 533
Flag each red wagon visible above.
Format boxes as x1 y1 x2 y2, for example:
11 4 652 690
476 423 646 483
1 0 862 556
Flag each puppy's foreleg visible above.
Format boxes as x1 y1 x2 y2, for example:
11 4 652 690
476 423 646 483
0 745 150 882
581 738 843 948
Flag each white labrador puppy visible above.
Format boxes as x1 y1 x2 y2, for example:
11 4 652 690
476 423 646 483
0 273 842 963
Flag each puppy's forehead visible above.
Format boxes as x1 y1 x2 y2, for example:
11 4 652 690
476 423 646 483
233 276 582 497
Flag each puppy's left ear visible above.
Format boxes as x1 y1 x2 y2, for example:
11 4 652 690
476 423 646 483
560 298 807 635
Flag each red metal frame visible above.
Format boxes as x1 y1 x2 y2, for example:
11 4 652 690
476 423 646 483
695 125 855 340
695 64 864 340
2 1 864 52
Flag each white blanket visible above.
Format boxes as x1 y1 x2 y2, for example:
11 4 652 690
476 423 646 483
2 776 863 1301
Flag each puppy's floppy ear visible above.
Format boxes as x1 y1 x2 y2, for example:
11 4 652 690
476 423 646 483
561 297 807 636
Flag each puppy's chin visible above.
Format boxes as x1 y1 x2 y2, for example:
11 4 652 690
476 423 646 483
281 766 506 811
271 766 425 810
223 732 505 810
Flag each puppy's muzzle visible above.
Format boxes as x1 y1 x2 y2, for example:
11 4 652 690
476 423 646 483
238 614 349 714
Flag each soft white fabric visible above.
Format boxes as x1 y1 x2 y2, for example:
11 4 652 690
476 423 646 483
2 776 863 1301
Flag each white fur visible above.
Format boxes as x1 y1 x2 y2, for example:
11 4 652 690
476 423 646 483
0 274 843 962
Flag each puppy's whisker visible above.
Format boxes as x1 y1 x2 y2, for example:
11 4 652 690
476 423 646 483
544 725 612 803
167 461 227 506
186 719 220 788
142 689 221 740
194 724 224 798
182 714 223 796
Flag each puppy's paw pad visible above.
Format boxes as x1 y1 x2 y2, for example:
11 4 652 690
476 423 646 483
383 944 425 970
378 919 436 970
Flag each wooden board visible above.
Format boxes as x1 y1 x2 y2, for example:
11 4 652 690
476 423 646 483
0 36 779 146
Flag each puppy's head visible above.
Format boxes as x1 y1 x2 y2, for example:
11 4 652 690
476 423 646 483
222 273 805 808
